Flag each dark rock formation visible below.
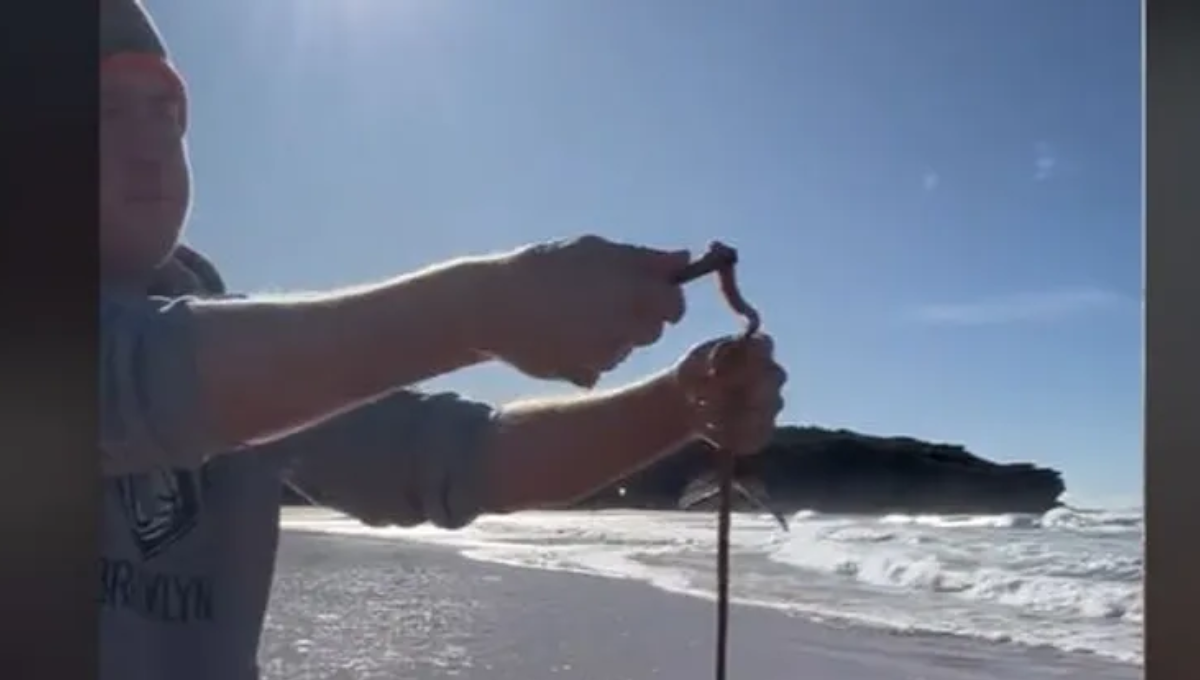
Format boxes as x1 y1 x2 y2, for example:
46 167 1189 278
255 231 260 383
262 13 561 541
281 425 1066 515
576 426 1065 515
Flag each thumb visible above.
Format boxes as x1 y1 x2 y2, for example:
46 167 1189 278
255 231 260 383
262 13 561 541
624 245 691 277
663 249 693 272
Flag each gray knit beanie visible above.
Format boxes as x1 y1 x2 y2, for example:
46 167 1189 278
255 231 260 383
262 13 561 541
100 0 188 128
101 0 168 59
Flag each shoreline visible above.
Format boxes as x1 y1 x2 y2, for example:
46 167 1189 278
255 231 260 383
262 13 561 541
263 528 1139 680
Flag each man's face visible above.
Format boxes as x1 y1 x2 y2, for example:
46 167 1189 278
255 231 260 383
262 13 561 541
100 55 191 279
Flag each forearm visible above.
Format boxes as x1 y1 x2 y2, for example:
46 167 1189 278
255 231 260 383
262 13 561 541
100 255 504 476
191 257 499 446
481 369 695 513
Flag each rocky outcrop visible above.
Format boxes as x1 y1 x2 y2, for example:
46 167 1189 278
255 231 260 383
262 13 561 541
577 426 1065 515
281 425 1066 515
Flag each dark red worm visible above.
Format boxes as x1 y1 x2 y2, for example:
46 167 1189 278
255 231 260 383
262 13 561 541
672 241 762 680
671 242 761 339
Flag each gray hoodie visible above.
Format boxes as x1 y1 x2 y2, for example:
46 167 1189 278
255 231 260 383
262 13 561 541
100 244 494 680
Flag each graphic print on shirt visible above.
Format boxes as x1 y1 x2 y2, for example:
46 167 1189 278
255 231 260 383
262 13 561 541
102 466 218 623
115 467 209 561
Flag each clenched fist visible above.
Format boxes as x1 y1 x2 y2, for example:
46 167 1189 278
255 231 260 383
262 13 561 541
480 235 691 387
673 334 787 456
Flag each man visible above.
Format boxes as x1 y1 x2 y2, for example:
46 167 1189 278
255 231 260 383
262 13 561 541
99 1 787 679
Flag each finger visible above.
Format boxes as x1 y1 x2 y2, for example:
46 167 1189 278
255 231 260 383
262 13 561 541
578 333 636 377
717 335 773 373
739 385 785 415
560 366 601 390
623 245 692 278
707 338 746 375
765 362 788 393
697 374 782 416
722 350 788 394
524 361 600 390
692 383 782 434
703 389 752 431
698 342 779 381
626 292 666 347
627 318 665 348
726 416 777 456
597 343 636 372
688 393 726 429
741 361 787 395
746 333 775 357
631 283 686 338
658 280 687 326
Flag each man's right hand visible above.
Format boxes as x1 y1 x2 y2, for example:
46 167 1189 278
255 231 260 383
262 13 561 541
479 235 691 388
107 234 692 464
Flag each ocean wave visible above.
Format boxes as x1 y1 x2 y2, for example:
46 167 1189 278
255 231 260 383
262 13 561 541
769 514 1141 620
1041 507 1144 533
878 512 1043 530
786 506 1143 535
281 507 1142 665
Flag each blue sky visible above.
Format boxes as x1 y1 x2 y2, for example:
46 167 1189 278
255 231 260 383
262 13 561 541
147 0 1142 507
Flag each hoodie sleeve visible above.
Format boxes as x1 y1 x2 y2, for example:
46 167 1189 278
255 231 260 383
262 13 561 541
100 291 220 476
258 389 497 530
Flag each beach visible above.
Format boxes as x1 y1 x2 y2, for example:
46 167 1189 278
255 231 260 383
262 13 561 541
261 526 1140 680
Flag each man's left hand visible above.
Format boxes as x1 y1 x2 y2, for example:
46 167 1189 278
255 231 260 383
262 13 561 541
672 333 787 456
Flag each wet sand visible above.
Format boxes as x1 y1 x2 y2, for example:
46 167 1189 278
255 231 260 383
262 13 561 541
260 530 1140 680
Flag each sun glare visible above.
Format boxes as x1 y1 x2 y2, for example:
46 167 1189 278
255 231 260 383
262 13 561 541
321 0 447 35
268 0 458 89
